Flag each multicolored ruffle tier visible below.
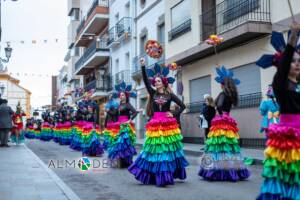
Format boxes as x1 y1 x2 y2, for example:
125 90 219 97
128 112 188 186
33 129 41 139
70 121 85 151
81 122 104 156
198 114 250 181
257 114 300 200
52 123 62 143
108 117 136 167
24 127 35 139
58 122 73 145
40 122 53 141
103 121 119 150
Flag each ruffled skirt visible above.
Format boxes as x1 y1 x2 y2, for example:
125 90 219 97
69 121 85 151
108 116 136 167
40 122 53 141
198 114 250 181
103 121 119 150
24 127 35 139
10 129 25 144
257 114 300 200
81 122 104 156
128 112 188 186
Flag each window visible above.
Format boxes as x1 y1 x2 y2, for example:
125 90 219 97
231 63 261 95
125 52 130 70
224 0 259 23
115 59 119 74
70 8 80 21
70 47 79 57
157 23 165 44
140 35 147 55
189 75 211 103
171 0 190 29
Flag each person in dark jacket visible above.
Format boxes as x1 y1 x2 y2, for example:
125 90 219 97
0 99 14 147
201 94 216 139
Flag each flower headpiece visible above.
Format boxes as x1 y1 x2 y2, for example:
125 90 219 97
145 40 163 59
256 31 300 68
112 81 137 99
215 66 241 85
146 63 176 86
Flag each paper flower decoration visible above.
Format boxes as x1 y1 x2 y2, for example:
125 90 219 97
205 35 224 46
145 40 163 59
167 63 178 71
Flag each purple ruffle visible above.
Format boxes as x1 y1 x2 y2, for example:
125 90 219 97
256 194 291 200
198 168 250 182
128 165 187 186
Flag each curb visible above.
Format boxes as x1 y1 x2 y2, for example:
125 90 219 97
24 144 81 200
136 143 264 165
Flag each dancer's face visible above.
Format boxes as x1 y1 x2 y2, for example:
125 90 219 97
290 53 300 80
119 92 126 103
155 77 163 90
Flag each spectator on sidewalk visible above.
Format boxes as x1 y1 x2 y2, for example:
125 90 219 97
200 94 216 139
0 99 14 147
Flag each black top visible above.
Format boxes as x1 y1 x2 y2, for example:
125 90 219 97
215 92 232 115
202 104 216 124
142 65 186 117
105 107 118 127
118 103 137 120
272 44 300 114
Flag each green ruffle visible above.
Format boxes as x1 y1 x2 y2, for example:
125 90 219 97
206 136 238 145
143 141 183 154
262 167 300 185
145 134 183 145
264 158 300 174
205 143 241 153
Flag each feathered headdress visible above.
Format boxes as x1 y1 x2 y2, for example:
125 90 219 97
256 31 300 68
112 81 136 99
215 66 241 85
146 63 175 86
105 99 119 110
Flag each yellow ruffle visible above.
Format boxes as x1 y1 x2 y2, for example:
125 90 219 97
146 128 181 137
208 130 239 139
265 147 300 163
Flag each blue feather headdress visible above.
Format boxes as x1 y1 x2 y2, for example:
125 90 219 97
112 81 137 99
146 63 175 86
105 99 119 110
256 31 300 69
215 66 241 85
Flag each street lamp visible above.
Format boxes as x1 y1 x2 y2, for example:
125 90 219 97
0 42 12 71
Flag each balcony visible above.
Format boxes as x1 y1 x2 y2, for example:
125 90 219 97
75 0 109 47
113 70 131 86
168 19 192 41
75 38 109 75
132 54 165 80
167 0 271 65
84 79 97 92
91 75 113 98
107 17 132 48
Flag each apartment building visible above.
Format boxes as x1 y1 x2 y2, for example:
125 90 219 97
164 0 300 146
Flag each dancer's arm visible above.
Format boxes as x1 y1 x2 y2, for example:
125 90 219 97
216 93 225 115
141 59 155 96
128 103 138 120
170 93 186 117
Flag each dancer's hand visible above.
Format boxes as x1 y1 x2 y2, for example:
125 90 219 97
289 21 300 47
291 21 300 32
166 112 173 118
140 58 145 66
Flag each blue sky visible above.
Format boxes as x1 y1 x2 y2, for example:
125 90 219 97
2 0 68 108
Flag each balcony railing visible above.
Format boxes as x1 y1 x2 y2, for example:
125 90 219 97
200 0 270 40
96 75 113 91
186 92 262 113
84 80 97 92
132 53 165 75
107 26 116 46
113 70 131 85
116 17 132 38
75 38 109 72
87 0 108 19
168 19 192 41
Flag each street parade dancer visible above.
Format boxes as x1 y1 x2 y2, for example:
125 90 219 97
103 95 119 150
10 102 26 145
259 85 280 135
40 109 54 141
24 117 35 139
70 101 86 151
108 81 138 168
53 107 64 143
58 105 74 145
128 48 188 186
257 21 300 200
32 112 42 139
198 66 250 181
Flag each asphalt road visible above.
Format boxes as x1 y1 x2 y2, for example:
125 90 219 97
26 140 264 200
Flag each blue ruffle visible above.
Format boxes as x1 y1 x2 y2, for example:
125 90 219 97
258 178 300 200
81 131 104 156
10 131 25 144
132 153 189 173
40 130 53 141
24 131 35 139
140 150 185 162
69 133 82 151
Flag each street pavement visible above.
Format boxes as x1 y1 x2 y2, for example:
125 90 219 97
18 139 265 200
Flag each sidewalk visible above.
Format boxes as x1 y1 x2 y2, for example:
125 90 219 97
0 144 80 200
136 139 265 165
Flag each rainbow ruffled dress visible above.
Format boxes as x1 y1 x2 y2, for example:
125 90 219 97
58 121 73 145
81 122 104 156
128 112 188 186
103 121 119 150
24 126 35 139
257 114 300 200
40 122 53 141
108 116 136 167
70 120 85 151
198 113 250 181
